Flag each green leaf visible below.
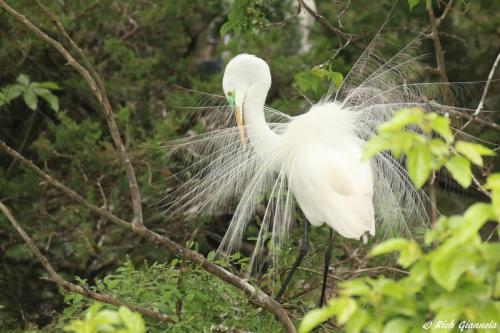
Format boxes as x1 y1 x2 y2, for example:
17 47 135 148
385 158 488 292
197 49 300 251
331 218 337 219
38 91 59 112
294 72 322 94
408 0 420 10
390 132 424 158
333 297 357 324
427 113 453 142
495 272 500 298
339 280 371 297
383 318 410 333
362 136 389 160
16 74 30 87
96 309 120 325
37 81 61 90
369 239 409 257
22 89 38 110
397 240 422 268
6 84 24 100
431 306 462 333
485 174 500 190
428 138 449 157
430 247 477 292
298 305 337 333
492 189 500 220
298 297 356 332
407 145 433 189
207 251 216 261
118 306 145 333
370 239 421 268
462 203 495 234
344 309 369 333
445 155 472 188
455 141 495 166
329 72 343 88
311 67 343 88
379 108 424 133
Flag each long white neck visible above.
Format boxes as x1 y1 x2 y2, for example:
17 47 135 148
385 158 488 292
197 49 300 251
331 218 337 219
243 85 282 162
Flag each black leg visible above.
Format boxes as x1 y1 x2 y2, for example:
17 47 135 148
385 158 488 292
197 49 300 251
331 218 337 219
275 221 309 303
319 228 333 307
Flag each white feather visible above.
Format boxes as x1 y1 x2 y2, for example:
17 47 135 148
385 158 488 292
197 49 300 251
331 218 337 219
158 38 485 272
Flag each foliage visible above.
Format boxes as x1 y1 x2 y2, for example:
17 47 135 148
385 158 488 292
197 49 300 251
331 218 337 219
220 0 269 36
294 65 343 99
407 0 431 11
57 257 281 333
0 74 59 111
299 112 500 333
64 303 145 333
363 109 495 188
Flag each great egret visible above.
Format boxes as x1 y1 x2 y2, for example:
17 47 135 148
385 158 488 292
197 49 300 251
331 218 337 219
161 37 484 305
222 53 376 304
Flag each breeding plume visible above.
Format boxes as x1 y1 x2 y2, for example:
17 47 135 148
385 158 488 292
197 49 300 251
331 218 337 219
159 38 466 304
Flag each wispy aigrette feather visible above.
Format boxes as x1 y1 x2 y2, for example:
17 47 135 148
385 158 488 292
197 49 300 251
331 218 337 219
159 36 488 274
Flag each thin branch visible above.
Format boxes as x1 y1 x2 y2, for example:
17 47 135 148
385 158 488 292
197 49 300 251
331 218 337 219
0 140 296 333
460 52 500 132
472 176 491 199
438 108 500 132
426 2 455 223
297 0 353 40
436 0 454 26
426 4 452 106
0 201 173 323
336 0 351 29
0 0 144 228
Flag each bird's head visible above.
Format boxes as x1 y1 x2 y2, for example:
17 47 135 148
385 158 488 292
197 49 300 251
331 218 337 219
223 54 271 145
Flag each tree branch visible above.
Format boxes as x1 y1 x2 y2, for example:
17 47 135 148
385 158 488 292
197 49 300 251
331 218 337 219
0 0 144 228
427 4 452 106
0 140 296 333
436 0 453 26
297 0 353 40
460 52 500 132
0 201 173 323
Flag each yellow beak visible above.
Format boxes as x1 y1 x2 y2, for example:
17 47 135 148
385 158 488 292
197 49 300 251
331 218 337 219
235 105 246 146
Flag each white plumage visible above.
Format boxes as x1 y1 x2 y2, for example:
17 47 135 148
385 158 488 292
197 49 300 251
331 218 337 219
160 38 455 272
282 102 375 238
222 54 375 242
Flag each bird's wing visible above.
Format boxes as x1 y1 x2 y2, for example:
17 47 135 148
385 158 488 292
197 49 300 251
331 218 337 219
288 142 375 239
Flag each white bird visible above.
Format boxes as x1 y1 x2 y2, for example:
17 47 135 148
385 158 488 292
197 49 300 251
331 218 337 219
160 38 469 305
222 54 377 304
223 54 375 241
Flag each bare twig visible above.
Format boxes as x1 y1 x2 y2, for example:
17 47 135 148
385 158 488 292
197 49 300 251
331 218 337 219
0 201 173 323
336 0 351 29
426 1 455 223
297 0 353 40
0 140 296 333
263 2 302 28
460 52 500 132
1 0 144 228
427 3 452 106
472 176 491 199
436 0 454 26
438 108 500 133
